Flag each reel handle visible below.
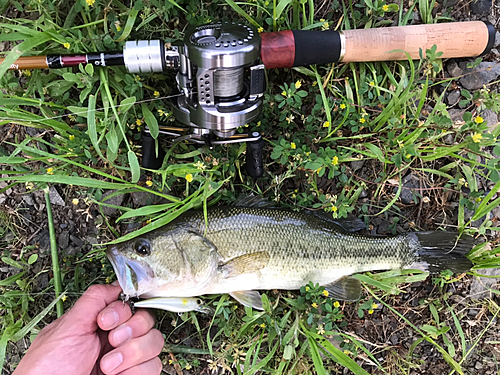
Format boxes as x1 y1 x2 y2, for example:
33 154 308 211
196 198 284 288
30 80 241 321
246 133 264 179
261 21 495 68
141 132 165 170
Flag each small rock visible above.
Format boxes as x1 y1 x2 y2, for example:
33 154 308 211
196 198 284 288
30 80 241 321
480 109 499 131
459 62 500 91
100 190 126 217
399 173 421 205
36 231 51 254
350 159 365 171
60 223 68 229
0 194 6 205
448 109 466 123
63 245 77 256
469 267 500 299
475 362 483 370
49 186 65 206
447 61 463 77
85 236 98 245
22 195 35 206
34 273 49 292
58 231 69 249
0 181 12 195
70 234 84 249
470 0 492 14
446 89 461 105
390 334 399 345
495 31 500 48
131 191 163 207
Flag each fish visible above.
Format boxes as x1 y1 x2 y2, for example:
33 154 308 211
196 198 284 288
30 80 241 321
106 198 474 311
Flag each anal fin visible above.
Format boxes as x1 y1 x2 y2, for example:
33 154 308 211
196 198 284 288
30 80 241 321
324 276 361 301
230 291 264 310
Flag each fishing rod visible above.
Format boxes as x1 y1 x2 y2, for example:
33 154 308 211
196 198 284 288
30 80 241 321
1 21 495 177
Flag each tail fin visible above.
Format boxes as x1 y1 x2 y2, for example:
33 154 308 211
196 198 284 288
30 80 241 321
409 232 474 273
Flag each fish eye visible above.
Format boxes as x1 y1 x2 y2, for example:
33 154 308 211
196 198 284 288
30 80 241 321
134 239 151 256
197 299 202 305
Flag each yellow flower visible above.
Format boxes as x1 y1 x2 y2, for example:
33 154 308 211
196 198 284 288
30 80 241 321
259 323 266 328
317 325 326 335
258 27 264 33
340 103 346 109
257 121 261 127
295 80 301 89
359 118 366 123
333 301 340 308
72 198 79 205
321 22 329 31
475 116 484 124
312 303 319 308
305 286 310 291
105 277 110 283
332 205 338 212
185 174 193 182
185 364 192 370
369 81 375 86
344 350 351 355
158 109 165 117
168 360 173 365
46 167 54 175
146 180 153 187
146 219 152 224
136 118 142 126
382 4 389 11
281 90 287 96
472 132 482 143
371 302 378 309
368 309 374 314
331 156 339 166
69 134 75 140
115 21 121 32
62 295 68 302
86 0 95 6
323 121 330 128
63 43 71 49
291 142 296 149
194 160 206 170
322 290 329 297
153 91 160 98
405 154 411 159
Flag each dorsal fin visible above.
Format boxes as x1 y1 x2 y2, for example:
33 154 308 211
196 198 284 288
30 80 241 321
233 195 277 208
308 211 366 233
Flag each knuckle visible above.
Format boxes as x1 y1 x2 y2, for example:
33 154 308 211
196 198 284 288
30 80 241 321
85 284 105 297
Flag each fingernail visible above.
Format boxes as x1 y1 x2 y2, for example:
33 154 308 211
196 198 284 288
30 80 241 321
101 352 123 373
101 309 119 328
113 324 132 346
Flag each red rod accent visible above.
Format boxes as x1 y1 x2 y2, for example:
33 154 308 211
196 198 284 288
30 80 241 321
260 30 295 69
61 55 87 67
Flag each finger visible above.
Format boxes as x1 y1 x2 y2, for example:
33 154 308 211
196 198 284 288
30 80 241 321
108 309 155 347
117 357 162 375
100 329 164 375
64 284 123 333
97 300 134 331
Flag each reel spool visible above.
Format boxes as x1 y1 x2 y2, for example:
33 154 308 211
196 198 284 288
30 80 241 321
171 22 266 136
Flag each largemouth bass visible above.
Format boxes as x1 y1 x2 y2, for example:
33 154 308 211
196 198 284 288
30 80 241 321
107 203 473 310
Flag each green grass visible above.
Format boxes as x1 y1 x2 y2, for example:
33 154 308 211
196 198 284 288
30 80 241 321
1 0 500 373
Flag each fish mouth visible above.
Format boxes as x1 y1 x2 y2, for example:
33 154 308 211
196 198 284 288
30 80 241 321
106 245 155 298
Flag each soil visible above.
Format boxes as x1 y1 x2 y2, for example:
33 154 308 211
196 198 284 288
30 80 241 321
1 0 500 374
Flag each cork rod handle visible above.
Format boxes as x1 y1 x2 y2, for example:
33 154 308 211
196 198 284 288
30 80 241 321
0 56 49 70
341 21 493 62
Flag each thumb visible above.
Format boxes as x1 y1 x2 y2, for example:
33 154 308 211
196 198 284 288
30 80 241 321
64 284 123 332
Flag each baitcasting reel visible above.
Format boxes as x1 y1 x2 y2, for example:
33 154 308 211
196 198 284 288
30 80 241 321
123 22 267 177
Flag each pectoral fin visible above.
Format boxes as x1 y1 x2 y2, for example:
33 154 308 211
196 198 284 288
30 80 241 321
220 252 270 278
324 276 361 301
230 290 264 310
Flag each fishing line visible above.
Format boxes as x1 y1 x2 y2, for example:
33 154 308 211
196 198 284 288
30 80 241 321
0 93 186 126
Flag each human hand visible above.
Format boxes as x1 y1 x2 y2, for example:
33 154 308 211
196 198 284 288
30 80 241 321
13 284 164 375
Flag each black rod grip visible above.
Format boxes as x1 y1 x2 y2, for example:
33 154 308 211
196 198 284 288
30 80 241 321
246 134 264 179
141 132 165 169
291 30 341 66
